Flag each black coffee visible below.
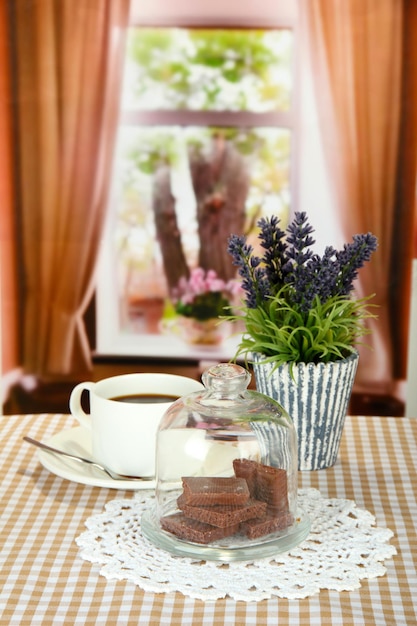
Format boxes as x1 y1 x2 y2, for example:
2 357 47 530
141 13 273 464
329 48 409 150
110 393 179 404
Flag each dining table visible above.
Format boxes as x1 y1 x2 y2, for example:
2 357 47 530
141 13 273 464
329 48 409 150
1 412 416 625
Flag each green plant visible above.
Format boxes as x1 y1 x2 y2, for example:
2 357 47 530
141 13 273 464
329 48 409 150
227 212 378 367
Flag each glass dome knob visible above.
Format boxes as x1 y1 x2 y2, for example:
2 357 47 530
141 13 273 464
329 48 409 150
201 363 251 398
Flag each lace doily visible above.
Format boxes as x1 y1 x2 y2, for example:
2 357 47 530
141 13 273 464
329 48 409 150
76 488 396 601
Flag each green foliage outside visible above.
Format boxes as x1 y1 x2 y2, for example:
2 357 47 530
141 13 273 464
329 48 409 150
122 27 293 216
127 28 292 111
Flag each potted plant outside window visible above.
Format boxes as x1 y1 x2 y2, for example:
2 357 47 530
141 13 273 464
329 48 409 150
171 267 241 345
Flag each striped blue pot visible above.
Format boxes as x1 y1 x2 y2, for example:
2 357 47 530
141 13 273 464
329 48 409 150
252 352 359 471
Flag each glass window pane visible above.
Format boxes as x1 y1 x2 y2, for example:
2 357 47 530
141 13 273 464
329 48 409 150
123 28 293 112
111 125 291 334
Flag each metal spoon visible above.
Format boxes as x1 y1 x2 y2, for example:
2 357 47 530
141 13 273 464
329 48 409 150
23 436 153 481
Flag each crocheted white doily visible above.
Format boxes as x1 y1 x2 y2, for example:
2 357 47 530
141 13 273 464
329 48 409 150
76 488 396 601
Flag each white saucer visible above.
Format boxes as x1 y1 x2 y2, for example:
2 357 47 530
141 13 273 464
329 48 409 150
37 426 156 490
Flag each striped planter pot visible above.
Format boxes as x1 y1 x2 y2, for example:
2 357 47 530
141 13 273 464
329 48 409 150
252 352 359 471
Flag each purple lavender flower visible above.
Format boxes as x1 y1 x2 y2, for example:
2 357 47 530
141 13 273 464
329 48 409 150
285 212 315 267
228 213 377 316
227 235 270 308
292 246 340 310
257 215 287 290
310 246 340 300
334 233 378 295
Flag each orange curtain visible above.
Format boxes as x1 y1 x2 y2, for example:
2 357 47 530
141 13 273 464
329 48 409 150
1 1 19 378
389 0 417 378
299 0 416 394
9 0 130 380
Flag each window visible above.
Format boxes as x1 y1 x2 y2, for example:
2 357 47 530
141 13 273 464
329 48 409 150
96 13 298 359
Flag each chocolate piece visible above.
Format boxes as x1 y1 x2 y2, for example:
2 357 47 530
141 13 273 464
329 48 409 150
177 494 267 528
181 476 250 506
232 458 258 497
233 459 289 510
241 511 294 539
255 464 289 509
160 513 239 544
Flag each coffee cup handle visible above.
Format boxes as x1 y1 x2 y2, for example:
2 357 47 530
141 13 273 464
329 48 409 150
69 382 95 430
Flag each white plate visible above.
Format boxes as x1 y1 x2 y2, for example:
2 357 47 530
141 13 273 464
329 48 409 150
37 426 156 490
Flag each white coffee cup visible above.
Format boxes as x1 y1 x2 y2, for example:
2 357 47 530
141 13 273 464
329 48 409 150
69 373 203 477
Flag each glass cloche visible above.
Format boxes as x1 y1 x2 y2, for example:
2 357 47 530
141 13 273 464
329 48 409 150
141 363 310 561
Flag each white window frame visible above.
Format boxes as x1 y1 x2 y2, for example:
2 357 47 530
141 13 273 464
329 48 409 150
95 6 300 360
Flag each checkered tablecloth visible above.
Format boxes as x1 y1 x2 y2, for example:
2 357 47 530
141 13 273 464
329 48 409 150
1 413 416 625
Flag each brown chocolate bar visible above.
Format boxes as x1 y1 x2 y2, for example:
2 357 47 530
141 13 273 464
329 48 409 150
160 513 239 544
181 476 250 506
241 511 294 539
177 494 267 528
232 458 258 497
234 459 289 510
255 464 289 509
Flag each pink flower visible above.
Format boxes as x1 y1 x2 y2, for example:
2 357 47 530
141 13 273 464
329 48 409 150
227 279 244 297
174 267 242 305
